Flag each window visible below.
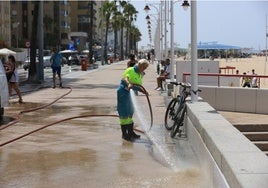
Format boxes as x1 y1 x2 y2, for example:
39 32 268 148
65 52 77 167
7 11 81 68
12 10 17 15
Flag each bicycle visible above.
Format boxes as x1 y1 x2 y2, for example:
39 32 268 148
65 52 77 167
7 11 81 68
164 82 201 138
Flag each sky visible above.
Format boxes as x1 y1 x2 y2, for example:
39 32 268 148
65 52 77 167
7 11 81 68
130 0 268 51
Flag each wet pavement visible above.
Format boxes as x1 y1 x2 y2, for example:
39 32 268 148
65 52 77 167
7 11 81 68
0 62 207 187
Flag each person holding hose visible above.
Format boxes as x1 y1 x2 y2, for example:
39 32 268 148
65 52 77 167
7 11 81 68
117 59 149 141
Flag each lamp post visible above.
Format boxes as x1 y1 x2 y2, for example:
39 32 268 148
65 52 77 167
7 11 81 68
170 1 175 81
16 22 20 48
169 0 190 83
190 0 198 102
181 0 197 102
264 14 267 83
144 3 163 61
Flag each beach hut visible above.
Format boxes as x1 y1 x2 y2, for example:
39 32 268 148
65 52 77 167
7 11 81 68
197 42 241 59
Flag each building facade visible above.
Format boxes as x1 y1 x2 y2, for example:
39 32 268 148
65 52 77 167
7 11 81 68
0 1 11 48
9 0 103 52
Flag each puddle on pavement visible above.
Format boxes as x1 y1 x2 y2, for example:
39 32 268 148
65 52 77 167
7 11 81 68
0 146 206 188
3 102 117 126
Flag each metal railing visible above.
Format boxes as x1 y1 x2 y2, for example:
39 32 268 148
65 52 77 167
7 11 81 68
182 72 268 88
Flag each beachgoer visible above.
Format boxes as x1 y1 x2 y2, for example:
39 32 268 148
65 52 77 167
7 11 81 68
155 58 171 91
50 47 63 88
117 59 149 141
4 55 23 103
241 72 251 87
251 69 258 88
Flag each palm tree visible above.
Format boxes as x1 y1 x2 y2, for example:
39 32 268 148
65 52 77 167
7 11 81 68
88 1 95 63
130 25 141 54
116 0 127 60
111 7 122 60
99 1 117 64
122 2 138 56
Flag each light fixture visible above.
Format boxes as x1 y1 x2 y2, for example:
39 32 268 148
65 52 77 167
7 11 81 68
145 15 150 21
144 5 150 13
147 21 151 25
181 0 190 11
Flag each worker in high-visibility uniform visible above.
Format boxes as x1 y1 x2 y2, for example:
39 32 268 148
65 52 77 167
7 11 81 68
117 59 149 141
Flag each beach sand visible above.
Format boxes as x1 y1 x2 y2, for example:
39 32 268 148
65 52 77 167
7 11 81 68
218 56 268 88
175 56 268 88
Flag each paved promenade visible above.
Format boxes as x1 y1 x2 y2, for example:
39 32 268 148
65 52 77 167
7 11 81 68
1 61 205 188
1 60 267 187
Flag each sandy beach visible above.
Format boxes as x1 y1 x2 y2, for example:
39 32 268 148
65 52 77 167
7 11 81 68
175 56 268 88
218 56 268 88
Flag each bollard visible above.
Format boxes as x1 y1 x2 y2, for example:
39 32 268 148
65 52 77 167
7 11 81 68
109 56 114 64
81 60 87 71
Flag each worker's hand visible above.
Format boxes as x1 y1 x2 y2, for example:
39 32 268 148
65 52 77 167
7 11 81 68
142 90 149 96
128 83 133 90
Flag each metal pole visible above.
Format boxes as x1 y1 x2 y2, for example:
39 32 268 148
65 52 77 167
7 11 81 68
264 14 267 85
170 0 175 82
16 23 20 48
265 14 268 63
164 1 167 58
160 1 163 60
191 0 198 102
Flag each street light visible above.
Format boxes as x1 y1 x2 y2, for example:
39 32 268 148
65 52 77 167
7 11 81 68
144 3 163 61
181 0 198 102
169 0 190 82
182 1 190 11
144 5 150 13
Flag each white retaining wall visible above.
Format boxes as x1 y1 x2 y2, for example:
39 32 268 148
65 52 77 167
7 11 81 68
199 86 268 114
186 101 268 188
176 61 241 87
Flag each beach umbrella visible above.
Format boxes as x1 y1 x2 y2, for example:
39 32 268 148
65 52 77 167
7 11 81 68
0 48 16 55
82 50 89 53
59 49 78 53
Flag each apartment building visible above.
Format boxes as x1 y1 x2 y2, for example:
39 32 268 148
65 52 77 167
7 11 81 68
9 0 103 51
10 1 71 49
0 1 11 48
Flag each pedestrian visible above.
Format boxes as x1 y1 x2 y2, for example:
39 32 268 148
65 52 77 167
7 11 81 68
127 54 137 68
155 58 171 91
251 69 258 88
50 47 63 88
117 59 149 141
4 55 23 103
241 72 251 87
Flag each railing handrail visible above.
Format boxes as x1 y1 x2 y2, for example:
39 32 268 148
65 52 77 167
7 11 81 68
182 72 268 87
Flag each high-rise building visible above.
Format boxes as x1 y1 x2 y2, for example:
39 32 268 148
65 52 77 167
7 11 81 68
10 1 71 49
10 0 102 51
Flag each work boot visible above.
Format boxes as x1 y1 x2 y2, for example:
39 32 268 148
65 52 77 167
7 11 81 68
121 125 132 141
129 123 141 139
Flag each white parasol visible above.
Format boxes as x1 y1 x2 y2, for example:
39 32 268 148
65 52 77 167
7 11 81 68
0 48 16 55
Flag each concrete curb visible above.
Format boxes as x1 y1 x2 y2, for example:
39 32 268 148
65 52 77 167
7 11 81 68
187 101 268 188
